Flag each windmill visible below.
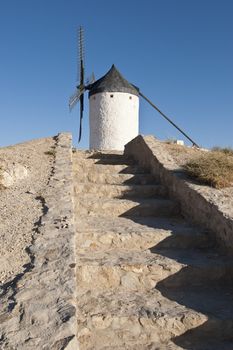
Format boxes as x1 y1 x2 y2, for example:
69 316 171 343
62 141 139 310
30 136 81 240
69 26 94 142
69 27 199 149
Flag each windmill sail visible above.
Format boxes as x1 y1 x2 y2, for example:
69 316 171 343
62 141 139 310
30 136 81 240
69 88 85 111
86 72 95 86
69 26 95 142
79 93 84 142
77 26 85 142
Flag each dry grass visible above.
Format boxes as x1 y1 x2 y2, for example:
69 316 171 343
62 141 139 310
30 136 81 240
212 146 233 156
183 148 233 189
164 143 203 166
0 167 4 190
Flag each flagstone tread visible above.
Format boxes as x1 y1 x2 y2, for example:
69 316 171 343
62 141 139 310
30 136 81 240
76 287 233 349
76 249 233 292
74 183 167 198
174 335 233 350
156 285 233 320
73 162 148 174
75 197 180 217
73 150 131 161
76 289 206 320
75 216 202 232
101 344 183 350
76 290 233 349
76 290 207 349
73 172 156 185
100 339 233 350
75 226 210 253
76 248 232 271
75 216 211 251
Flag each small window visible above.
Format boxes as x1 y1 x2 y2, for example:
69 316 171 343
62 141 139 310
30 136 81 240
129 96 132 100
110 94 114 98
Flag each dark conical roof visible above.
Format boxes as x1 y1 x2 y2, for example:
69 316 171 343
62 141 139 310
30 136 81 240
88 65 139 97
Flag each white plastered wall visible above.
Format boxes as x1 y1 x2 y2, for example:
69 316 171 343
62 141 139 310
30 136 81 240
89 92 139 150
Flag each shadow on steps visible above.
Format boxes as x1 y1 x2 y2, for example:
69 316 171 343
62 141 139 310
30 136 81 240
87 152 135 165
76 150 233 348
154 250 233 348
173 319 233 350
126 213 233 348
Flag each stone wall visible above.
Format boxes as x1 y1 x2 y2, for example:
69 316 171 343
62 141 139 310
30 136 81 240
125 135 233 253
0 133 78 349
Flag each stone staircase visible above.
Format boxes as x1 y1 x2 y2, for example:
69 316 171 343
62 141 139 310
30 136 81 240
73 150 233 350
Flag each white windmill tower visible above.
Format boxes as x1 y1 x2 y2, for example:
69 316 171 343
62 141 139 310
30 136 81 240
88 64 139 150
69 27 199 149
69 27 139 151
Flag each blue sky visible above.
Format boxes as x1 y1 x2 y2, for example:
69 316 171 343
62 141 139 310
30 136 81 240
0 0 232 148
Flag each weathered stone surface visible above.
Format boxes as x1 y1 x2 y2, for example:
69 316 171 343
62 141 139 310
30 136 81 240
75 197 179 217
2 135 233 350
75 216 210 253
0 133 77 349
73 149 233 349
125 135 233 253
76 290 207 349
74 183 167 198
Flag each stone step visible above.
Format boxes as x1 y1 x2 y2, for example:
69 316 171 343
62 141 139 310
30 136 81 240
175 339 233 350
101 343 183 350
73 162 148 175
72 149 233 350
75 217 211 253
174 327 233 350
73 150 134 165
73 172 155 185
74 183 167 199
171 286 233 349
157 284 233 322
76 288 233 350
76 250 233 292
75 197 179 217
76 289 207 349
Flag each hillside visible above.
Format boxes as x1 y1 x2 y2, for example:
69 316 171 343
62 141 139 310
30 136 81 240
0 137 55 284
0 133 233 350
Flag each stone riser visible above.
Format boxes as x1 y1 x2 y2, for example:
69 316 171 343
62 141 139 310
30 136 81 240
77 312 206 350
99 343 184 350
73 173 155 185
76 230 210 253
76 262 229 292
76 286 233 349
73 163 147 174
74 183 167 199
77 316 233 350
75 198 179 218
73 152 133 164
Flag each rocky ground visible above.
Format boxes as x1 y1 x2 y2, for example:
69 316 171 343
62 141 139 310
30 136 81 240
0 137 55 284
